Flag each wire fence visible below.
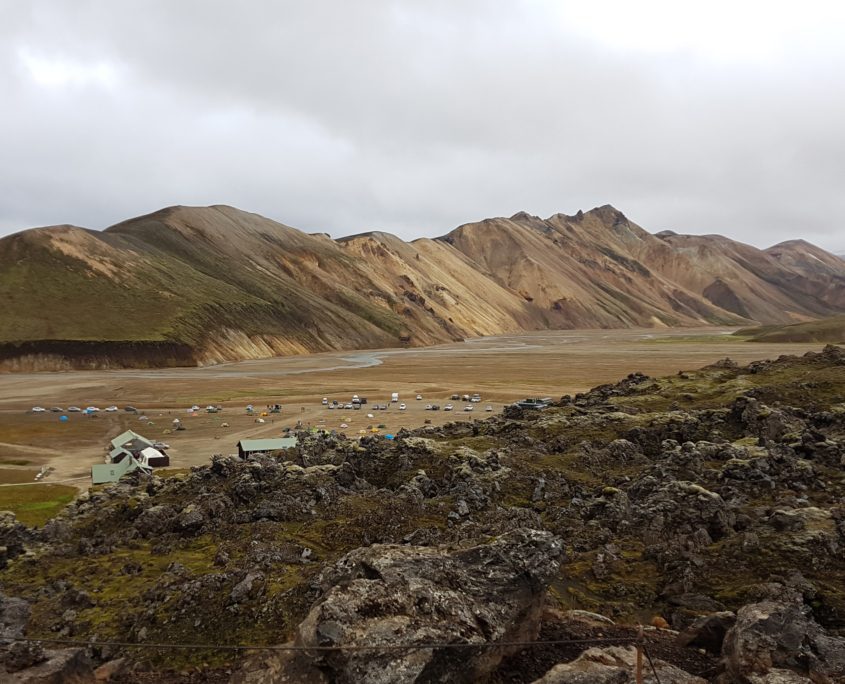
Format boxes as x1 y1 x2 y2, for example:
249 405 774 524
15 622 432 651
2 634 639 652
2 633 666 681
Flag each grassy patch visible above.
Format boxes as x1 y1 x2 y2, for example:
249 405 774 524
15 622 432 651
735 317 845 344
0 483 77 526
154 468 191 479
646 334 739 345
0 468 40 484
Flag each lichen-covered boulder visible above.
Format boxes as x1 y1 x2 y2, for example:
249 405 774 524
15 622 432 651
235 528 561 684
2 647 95 683
132 504 176 537
718 601 845 683
530 645 705 683
0 512 33 569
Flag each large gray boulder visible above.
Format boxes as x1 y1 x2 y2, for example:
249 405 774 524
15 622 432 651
2 647 95 683
0 593 30 640
530 645 705 683
718 601 845 683
234 528 561 684
0 512 33 569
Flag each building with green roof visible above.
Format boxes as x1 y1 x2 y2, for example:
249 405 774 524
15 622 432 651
237 437 298 459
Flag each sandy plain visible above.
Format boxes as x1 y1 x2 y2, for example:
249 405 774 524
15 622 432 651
0 327 829 485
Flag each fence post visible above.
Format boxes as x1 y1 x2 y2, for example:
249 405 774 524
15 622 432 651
635 624 644 684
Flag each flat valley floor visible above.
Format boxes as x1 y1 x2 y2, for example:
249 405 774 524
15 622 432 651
0 327 829 485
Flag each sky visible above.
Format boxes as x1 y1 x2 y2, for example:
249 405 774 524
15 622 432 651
2 0 845 252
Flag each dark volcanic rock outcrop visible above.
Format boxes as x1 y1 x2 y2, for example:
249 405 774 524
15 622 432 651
718 600 845 683
1 347 845 682
238 529 562 683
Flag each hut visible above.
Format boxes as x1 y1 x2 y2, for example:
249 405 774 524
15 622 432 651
237 437 298 459
109 430 170 468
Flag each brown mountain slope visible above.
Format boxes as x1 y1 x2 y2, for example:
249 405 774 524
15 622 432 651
766 239 845 277
765 240 845 310
439 207 750 328
1 204 844 370
654 230 845 322
337 231 537 339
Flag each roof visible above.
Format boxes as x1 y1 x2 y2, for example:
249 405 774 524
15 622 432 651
91 454 149 484
139 446 166 461
238 437 298 452
110 430 153 451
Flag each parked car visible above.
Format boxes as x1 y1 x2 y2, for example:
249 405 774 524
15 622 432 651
463 405 474 412
105 406 118 412
399 403 407 410
124 406 137 413
67 406 82 412
321 397 328 405
431 404 440 411
416 394 422 400
85 406 100 412
31 406 46 413
344 403 354 409
485 405 494 412
153 441 170 450
328 404 335 409
451 394 460 400
425 404 433 410
444 404 454 411
353 404 361 410
379 404 388 410
50 407 64 412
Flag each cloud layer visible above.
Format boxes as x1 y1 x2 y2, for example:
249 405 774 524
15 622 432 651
2 0 844 251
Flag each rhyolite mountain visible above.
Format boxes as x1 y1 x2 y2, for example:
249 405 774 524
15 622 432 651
1 204 844 369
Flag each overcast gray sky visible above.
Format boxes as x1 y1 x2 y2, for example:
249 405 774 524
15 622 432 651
2 0 844 251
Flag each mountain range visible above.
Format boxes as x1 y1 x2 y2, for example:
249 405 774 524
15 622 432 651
1 204 844 369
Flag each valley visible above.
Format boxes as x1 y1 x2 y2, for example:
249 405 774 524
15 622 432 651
0 328 829 485
0 337 843 682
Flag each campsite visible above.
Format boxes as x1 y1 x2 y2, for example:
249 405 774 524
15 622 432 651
0 326 828 496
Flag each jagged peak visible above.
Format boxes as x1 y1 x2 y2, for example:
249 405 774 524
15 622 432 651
585 204 628 224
